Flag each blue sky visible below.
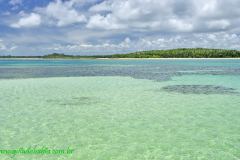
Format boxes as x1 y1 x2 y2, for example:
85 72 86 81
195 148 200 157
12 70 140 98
0 0 240 56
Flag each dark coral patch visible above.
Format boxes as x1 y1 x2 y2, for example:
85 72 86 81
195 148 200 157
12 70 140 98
162 85 238 95
47 96 99 106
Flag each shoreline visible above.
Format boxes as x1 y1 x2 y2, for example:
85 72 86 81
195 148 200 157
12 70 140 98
96 58 240 60
1 57 240 60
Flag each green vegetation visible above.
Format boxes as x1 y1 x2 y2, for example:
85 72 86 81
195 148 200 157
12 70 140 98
104 48 240 58
1 48 240 59
0 55 42 58
42 53 95 59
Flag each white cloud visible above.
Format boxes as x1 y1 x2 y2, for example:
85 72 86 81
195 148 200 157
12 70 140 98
41 33 240 55
88 0 173 30
87 0 240 32
9 0 23 10
0 39 17 51
195 0 218 17
207 20 230 30
87 14 124 29
45 37 132 54
10 13 41 28
2 0 240 55
37 0 86 27
9 0 240 31
133 33 240 50
0 39 7 50
168 19 193 32
9 0 22 6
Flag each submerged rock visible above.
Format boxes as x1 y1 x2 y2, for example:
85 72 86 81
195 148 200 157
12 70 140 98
47 96 99 106
162 85 238 95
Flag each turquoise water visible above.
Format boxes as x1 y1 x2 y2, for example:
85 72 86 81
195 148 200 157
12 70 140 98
0 59 240 160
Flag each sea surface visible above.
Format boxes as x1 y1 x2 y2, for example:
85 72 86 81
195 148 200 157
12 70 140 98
0 59 240 160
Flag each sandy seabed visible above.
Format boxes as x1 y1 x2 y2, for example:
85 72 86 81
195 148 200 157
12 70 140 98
0 75 240 160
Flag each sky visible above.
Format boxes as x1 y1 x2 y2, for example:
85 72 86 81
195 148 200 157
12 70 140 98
0 0 240 56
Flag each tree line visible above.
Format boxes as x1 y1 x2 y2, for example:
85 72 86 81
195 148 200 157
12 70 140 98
1 48 240 58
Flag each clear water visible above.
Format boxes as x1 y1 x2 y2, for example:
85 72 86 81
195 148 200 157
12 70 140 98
0 59 240 160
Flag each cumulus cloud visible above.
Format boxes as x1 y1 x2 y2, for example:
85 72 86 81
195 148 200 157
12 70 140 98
0 39 7 50
87 14 124 29
9 0 22 6
9 0 240 31
9 0 23 10
2 0 240 55
42 33 240 55
87 0 240 32
207 20 231 30
47 37 132 53
133 33 240 50
168 19 193 32
37 0 86 27
0 39 17 52
10 13 41 28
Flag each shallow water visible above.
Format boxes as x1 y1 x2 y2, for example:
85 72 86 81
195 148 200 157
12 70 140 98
0 59 240 160
1 59 240 81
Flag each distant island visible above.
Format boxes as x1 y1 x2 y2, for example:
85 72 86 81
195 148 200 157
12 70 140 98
1 48 240 59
